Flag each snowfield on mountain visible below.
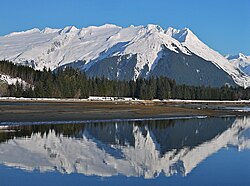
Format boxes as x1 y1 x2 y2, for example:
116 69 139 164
227 53 250 76
0 24 249 87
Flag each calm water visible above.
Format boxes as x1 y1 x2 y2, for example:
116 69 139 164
0 116 250 186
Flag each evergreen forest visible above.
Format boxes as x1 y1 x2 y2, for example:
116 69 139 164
1 60 250 100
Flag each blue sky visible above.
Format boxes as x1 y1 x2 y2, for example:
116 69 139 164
0 0 249 55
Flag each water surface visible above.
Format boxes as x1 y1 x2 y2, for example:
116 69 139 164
0 116 250 186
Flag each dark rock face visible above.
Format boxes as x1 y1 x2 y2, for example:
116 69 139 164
149 47 237 87
86 54 138 81
83 47 236 87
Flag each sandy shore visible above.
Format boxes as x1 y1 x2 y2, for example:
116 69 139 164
0 99 250 123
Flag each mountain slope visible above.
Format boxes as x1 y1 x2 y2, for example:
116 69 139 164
226 53 250 76
0 24 249 87
165 28 249 87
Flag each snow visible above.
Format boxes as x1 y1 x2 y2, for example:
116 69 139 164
87 96 134 101
0 116 249 178
59 26 79 34
165 27 250 87
1 96 250 104
0 24 190 77
165 27 189 42
0 74 29 86
5 28 40 37
226 53 246 60
227 53 250 76
41 27 61 34
0 24 249 86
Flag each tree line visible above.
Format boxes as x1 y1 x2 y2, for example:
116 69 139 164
1 60 250 100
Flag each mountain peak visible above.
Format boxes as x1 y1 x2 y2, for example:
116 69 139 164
41 27 61 34
226 53 247 60
145 24 164 32
239 53 247 58
99 24 121 28
59 26 79 34
226 53 250 76
0 24 249 87
165 27 195 42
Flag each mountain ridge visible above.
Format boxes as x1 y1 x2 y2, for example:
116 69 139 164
226 53 250 76
0 24 249 87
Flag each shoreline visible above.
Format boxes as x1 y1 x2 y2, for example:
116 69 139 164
0 115 209 126
1 97 250 104
0 98 250 123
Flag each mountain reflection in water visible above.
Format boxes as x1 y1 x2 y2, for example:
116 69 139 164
0 116 249 179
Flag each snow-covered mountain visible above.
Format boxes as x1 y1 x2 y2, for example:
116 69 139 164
0 117 249 178
226 53 250 76
0 24 249 87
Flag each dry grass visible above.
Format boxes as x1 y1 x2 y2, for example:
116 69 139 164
0 100 249 122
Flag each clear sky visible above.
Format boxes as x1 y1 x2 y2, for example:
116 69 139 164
0 0 249 55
